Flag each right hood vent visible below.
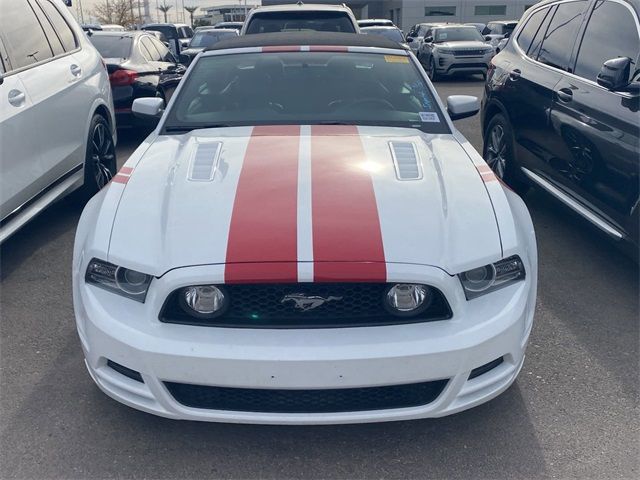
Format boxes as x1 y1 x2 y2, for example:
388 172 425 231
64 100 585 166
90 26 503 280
389 141 423 180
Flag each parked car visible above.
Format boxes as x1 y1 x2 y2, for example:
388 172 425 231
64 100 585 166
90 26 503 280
466 22 486 33
100 24 125 32
0 0 116 243
405 22 446 54
357 18 395 28
88 31 185 128
482 20 517 47
141 23 193 56
73 32 537 424
418 25 494 80
482 0 639 254
179 28 239 65
212 21 243 31
360 25 408 49
241 3 359 34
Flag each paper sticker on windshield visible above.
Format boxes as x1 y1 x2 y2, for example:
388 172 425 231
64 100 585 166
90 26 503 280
384 55 409 63
419 112 440 123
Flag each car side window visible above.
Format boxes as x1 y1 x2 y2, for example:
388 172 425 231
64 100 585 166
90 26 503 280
517 7 550 54
537 0 587 71
30 0 65 56
141 37 162 61
38 0 78 52
151 37 176 62
0 0 54 71
408 25 417 37
139 39 153 61
574 0 640 82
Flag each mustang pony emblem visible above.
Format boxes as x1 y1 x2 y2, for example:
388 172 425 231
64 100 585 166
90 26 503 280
281 293 343 311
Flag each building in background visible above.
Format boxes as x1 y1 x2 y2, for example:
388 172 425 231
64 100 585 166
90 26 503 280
196 3 259 24
262 0 541 30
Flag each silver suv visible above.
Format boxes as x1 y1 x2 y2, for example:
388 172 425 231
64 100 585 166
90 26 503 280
418 25 494 81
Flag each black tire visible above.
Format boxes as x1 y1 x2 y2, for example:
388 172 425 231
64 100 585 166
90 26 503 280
483 113 529 195
428 58 439 82
82 114 116 199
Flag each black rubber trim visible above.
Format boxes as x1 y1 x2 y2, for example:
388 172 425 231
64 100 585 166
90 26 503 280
468 357 504 380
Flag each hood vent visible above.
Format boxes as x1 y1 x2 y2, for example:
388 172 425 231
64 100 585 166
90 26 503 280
188 141 222 181
389 141 422 180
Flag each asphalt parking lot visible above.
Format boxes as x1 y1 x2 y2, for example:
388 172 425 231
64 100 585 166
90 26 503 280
1 77 637 479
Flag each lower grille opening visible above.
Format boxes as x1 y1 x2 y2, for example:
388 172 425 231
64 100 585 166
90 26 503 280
107 359 144 383
468 357 504 380
165 380 449 413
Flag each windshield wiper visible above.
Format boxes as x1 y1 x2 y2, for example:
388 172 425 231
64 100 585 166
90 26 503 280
163 124 231 133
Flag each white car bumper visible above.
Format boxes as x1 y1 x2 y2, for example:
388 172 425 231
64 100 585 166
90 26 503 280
74 262 535 424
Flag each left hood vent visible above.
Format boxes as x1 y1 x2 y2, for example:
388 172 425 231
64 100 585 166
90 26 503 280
389 141 422 180
189 141 222 181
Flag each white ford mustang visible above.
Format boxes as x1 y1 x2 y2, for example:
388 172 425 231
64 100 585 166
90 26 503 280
73 33 537 424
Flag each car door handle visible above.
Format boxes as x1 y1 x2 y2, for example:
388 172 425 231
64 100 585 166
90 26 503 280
509 69 521 80
8 89 25 107
556 88 573 102
70 64 82 77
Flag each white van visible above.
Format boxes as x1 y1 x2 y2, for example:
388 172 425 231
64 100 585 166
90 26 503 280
0 0 117 243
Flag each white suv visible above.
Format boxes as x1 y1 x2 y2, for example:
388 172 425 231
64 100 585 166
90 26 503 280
0 0 116 243
241 3 359 34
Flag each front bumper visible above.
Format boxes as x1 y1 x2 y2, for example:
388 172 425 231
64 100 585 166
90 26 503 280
73 262 535 424
435 52 493 76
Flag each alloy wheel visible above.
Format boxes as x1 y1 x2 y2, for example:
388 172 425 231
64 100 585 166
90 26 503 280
486 124 507 179
90 122 115 189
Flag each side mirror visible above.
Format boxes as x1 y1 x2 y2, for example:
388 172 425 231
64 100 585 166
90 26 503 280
406 37 414 43
132 97 165 121
597 57 631 91
446 95 480 121
424 36 433 43
484 35 492 41
179 54 191 65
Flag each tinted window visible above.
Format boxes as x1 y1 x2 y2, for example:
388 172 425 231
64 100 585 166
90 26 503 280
143 25 177 40
151 37 175 62
425 6 456 16
434 27 484 42
164 52 448 133
574 0 640 82
517 7 550 54
189 31 237 48
245 11 356 34
39 0 77 51
141 37 161 61
361 28 405 43
31 0 65 56
537 1 587 71
89 35 132 58
0 0 53 70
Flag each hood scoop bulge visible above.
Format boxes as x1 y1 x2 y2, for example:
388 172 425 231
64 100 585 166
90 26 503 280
188 141 222 181
389 141 422 180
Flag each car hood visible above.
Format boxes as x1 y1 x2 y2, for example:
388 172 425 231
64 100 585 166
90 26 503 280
107 126 502 276
180 47 204 56
436 41 489 49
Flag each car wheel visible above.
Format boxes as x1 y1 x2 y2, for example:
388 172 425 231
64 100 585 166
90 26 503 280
428 58 439 82
82 114 116 198
483 114 528 194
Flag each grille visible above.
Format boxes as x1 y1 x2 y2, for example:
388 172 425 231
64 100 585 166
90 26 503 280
453 49 487 57
165 379 449 413
160 283 452 328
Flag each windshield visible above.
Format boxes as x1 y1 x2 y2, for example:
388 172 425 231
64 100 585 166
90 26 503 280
245 11 356 34
434 27 484 43
89 35 132 58
189 31 236 48
361 28 405 43
163 51 448 134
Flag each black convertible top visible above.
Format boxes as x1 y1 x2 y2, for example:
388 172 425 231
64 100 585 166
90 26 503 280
204 32 404 52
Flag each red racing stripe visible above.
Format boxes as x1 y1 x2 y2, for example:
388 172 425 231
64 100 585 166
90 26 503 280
225 125 300 283
310 125 386 282
111 166 134 184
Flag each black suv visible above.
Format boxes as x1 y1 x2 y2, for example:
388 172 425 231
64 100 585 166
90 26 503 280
481 0 639 253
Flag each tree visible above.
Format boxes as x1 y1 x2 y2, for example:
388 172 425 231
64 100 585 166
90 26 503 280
93 0 141 27
185 5 198 27
158 2 173 23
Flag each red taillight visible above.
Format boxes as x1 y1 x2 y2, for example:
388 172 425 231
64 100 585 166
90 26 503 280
109 69 137 86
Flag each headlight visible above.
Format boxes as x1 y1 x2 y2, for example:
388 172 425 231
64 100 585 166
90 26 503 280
459 256 525 300
85 258 152 302
179 285 228 318
384 284 433 317
437 48 454 55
